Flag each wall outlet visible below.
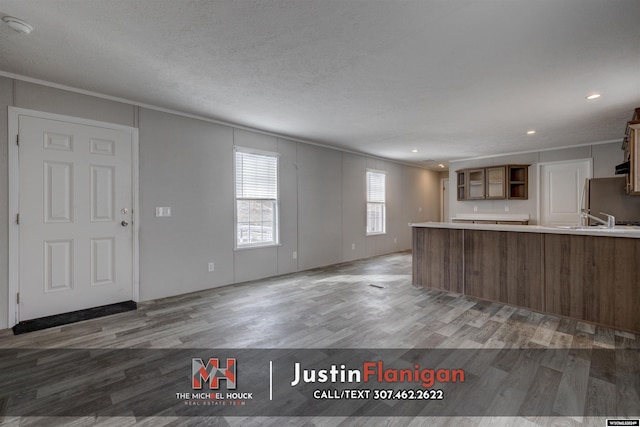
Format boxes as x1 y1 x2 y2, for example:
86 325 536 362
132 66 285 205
418 207 422 213
504 205 510 212
473 206 478 212
351 243 356 250
293 251 297 260
208 262 215 272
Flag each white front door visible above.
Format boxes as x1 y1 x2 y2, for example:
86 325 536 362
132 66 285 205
539 159 592 227
18 114 135 321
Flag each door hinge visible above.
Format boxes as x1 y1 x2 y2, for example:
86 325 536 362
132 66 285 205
16 293 20 304
16 134 19 146
16 213 19 225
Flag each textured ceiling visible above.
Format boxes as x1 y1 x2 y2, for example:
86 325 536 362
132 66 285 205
1 0 639 167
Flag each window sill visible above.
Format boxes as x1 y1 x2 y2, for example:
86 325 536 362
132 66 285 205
234 243 281 251
366 232 386 237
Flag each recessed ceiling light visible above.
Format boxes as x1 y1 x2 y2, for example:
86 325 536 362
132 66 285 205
438 164 446 169
527 130 536 135
411 149 418 153
586 93 601 100
2 16 33 35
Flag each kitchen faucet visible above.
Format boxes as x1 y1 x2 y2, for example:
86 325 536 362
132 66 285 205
580 210 615 228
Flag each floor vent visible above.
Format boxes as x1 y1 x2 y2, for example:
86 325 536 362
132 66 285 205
12 301 137 335
369 284 384 289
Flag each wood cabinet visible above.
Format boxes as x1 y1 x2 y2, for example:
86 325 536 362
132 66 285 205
507 165 528 199
412 225 640 332
456 164 529 200
545 234 640 332
456 170 465 201
467 169 486 199
627 121 640 195
464 230 543 311
412 228 463 294
486 166 506 199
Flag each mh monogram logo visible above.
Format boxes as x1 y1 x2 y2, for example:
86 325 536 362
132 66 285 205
192 358 237 390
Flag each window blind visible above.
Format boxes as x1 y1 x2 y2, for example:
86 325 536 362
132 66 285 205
366 170 386 235
235 151 278 199
367 171 386 203
235 149 279 248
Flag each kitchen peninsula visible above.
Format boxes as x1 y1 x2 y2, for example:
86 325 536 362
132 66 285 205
411 222 640 333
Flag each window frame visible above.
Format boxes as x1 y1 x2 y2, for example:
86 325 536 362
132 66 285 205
366 169 387 236
233 146 280 250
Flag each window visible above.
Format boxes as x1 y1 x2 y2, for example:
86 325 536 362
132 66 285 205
366 170 386 235
235 148 279 248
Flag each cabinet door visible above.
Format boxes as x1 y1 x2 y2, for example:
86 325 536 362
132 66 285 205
466 169 485 199
486 167 506 199
456 171 466 200
631 126 640 195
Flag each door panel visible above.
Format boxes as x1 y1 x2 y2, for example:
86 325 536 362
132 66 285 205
19 115 133 321
540 160 591 227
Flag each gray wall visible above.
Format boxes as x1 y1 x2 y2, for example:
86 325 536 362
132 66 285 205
448 142 624 223
0 77 440 329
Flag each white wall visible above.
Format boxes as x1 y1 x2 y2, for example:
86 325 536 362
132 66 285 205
448 142 624 224
0 77 441 329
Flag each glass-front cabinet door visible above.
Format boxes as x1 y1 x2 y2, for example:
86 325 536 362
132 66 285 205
486 166 506 199
467 169 485 199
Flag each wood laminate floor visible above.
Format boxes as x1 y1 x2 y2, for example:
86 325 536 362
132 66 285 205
0 251 638 426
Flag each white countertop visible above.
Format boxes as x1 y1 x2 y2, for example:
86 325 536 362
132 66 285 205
410 221 640 239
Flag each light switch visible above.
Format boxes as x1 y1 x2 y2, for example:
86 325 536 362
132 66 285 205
155 207 172 217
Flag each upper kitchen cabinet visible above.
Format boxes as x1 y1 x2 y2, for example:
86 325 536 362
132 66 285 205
457 164 529 200
507 165 529 199
467 169 486 199
625 118 640 195
457 168 485 200
486 166 506 199
619 108 640 195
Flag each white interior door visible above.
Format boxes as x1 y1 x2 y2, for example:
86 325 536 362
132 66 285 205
539 159 592 227
18 115 135 321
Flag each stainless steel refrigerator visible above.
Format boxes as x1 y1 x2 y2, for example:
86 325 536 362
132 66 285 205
587 176 640 225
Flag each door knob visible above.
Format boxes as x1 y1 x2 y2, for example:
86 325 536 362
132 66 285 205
121 220 129 227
